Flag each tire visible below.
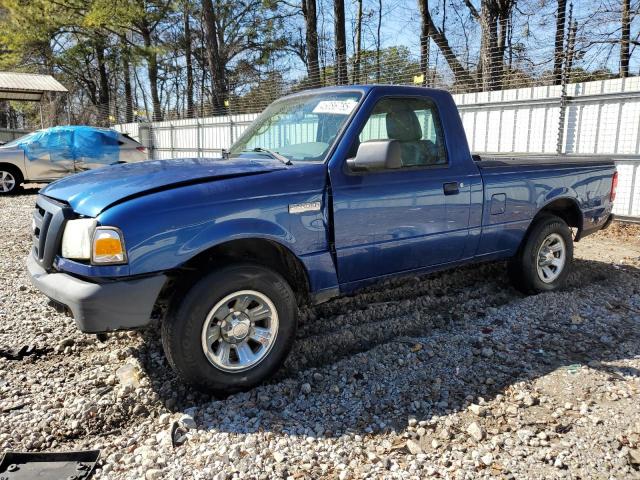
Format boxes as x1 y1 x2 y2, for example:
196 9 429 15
161 263 297 393
508 214 573 294
0 165 23 195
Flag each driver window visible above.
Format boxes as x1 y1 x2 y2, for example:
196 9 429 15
358 97 447 167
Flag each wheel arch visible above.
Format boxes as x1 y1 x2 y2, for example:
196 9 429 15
535 196 583 235
515 197 581 256
156 237 312 313
0 162 24 181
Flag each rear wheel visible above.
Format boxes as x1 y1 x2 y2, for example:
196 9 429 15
0 166 22 195
508 215 573 294
161 264 297 393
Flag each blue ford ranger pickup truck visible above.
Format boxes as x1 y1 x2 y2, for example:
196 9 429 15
27 86 617 392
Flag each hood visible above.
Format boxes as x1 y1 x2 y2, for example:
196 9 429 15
41 157 287 216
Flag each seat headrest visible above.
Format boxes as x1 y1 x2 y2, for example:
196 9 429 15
386 109 422 142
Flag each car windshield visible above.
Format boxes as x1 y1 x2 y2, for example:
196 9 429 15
2 131 38 148
229 91 362 163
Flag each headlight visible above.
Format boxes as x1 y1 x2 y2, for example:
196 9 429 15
61 220 127 265
92 227 127 264
61 218 96 260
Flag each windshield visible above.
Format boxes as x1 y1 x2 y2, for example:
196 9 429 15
230 91 362 162
2 131 38 148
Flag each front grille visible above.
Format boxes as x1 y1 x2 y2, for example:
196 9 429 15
32 195 74 271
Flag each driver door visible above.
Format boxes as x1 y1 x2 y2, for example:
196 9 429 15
329 96 471 284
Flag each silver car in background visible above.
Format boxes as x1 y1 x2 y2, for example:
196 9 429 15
0 126 147 194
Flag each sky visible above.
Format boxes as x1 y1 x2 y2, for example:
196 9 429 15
302 0 640 80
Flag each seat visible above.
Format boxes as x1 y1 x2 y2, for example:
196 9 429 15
385 109 443 166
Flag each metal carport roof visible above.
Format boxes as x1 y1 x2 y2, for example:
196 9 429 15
0 72 68 101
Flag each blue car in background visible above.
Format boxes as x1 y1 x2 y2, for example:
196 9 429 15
0 126 146 194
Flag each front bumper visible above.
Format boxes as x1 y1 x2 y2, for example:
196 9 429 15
27 255 166 333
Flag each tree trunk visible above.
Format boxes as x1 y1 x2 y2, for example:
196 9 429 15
418 0 430 86
202 0 227 114
141 28 162 121
121 37 134 123
421 6 475 89
302 0 321 86
95 40 110 125
479 0 499 91
376 0 382 82
496 2 513 89
334 0 348 84
553 0 567 85
621 0 630 78
353 0 363 83
184 0 195 116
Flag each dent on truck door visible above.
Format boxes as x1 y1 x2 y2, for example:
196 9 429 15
330 96 472 283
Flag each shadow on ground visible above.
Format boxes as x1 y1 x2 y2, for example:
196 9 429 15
134 257 640 438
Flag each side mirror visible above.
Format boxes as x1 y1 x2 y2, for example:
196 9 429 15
346 140 402 172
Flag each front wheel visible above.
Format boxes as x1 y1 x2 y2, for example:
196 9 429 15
508 215 574 294
0 166 22 195
161 264 297 393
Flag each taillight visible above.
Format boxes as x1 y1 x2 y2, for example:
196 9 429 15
136 146 147 153
610 171 618 202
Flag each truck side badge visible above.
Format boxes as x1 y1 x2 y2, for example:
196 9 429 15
289 201 321 214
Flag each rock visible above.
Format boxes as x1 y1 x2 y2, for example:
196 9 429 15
301 383 312 394
158 413 172 425
273 451 285 463
481 347 493 357
467 422 485 442
57 337 75 350
627 449 640 466
116 364 140 388
178 414 197 429
480 453 494 466
406 439 423 455
516 429 533 443
145 469 163 480
469 404 486 416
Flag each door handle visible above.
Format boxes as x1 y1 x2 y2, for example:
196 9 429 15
443 182 459 195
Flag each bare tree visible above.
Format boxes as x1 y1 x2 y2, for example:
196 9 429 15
302 0 321 86
334 0 348 84
421 1 475 88
621 0 630 77
184 0 195 116
120 36 134 123
418 0 430 86
353 0 363 83
376 0 382 82
202 0 227 113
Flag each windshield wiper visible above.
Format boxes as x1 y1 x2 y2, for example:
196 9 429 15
247 147 292 165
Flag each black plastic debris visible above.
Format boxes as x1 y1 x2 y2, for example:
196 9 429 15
171 421 188 448
0 450 100 479
0 345 50 361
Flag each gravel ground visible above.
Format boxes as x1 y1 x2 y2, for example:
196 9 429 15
1 188 640 480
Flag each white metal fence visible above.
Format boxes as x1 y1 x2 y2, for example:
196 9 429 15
114 77 640 220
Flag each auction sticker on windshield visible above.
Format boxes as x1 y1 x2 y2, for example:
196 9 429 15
312 99 358 115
